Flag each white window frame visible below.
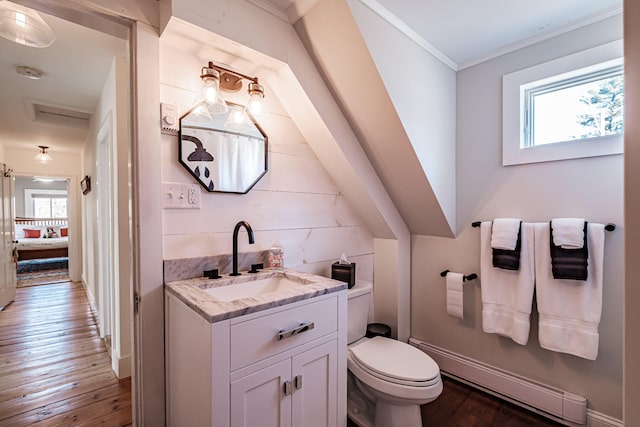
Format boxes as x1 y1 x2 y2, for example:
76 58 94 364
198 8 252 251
25 189 68 218
502 40 623 166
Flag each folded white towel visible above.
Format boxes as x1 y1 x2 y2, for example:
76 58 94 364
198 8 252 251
534 222 605 360
446 272 464 319
551 218 585 249
481 221 535 345
491 218 522 250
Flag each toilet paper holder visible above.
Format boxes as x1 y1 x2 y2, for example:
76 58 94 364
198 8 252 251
440 270 477 282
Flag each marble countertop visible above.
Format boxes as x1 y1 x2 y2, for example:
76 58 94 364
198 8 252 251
165 268 347 323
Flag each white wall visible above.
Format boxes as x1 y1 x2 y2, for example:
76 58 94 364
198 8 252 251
411 15 623 419
347 0 457 234
160 41 374 280
82 55 131 378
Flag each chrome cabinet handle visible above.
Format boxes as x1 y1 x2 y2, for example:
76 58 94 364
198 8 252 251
277 322 315 341
283 380 292 396
294 375 302 390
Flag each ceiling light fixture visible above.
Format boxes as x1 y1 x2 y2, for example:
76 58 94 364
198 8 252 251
0 1 55 48
16 65 42 79
191 61 266 125
34 145 51 163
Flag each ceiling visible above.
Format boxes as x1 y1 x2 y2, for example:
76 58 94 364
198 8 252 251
0 8 127 154
261 0 622 69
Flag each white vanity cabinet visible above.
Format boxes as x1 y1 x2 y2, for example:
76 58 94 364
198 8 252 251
165 289 347 427
230 340 337 427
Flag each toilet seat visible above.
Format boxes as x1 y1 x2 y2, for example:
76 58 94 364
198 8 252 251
349 337 440 387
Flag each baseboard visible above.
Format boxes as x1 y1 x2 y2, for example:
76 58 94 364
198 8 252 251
81 279 101 331
409 338 620 426
112 349 132 379
586 410 624 427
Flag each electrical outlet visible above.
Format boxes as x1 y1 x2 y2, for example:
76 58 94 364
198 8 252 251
162 182 200 209
187 184 200 207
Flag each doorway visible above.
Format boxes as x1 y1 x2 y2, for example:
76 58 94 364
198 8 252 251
13 175 71 288
0 0 134 416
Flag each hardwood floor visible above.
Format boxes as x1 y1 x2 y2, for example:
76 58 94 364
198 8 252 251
0 281 132 426
421 376 564 427
348 376 564 427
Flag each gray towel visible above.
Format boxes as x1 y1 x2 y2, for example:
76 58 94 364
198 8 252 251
550 221 588 280
492 221 522 270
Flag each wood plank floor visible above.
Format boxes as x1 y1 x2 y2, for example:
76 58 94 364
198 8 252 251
348 375 564 427
0 281 132 426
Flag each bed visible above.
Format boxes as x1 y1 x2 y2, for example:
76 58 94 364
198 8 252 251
15 217 69 261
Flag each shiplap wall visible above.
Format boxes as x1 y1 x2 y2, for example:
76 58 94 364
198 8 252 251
159 42 373 281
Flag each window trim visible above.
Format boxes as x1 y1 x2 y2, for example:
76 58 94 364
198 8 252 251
502 40 623 166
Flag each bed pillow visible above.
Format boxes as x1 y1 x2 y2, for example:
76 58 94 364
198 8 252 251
14 225 25 239
24 229 41 238
60 227 68 237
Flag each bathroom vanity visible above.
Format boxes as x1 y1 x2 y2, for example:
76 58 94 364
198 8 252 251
165 269 348 427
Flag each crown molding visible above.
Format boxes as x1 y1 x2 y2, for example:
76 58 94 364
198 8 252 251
357 0 458 71
458 6 623 70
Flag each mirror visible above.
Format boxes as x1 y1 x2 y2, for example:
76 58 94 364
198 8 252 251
178 102 268 193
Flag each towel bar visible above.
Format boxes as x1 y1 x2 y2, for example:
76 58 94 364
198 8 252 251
440 270 477 282
471 221 616 231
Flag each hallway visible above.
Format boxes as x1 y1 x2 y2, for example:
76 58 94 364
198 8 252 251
0 281 131 425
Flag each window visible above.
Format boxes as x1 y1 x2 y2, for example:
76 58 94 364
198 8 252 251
25 189 67 218
503 40 623 165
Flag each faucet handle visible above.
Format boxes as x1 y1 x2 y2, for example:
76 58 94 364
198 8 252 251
249 263 264 273
204 268 221 279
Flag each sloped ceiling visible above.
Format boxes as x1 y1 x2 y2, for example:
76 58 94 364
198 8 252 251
295 0 456 237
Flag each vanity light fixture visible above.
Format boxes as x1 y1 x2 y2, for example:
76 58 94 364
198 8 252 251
0 1 55 48
191 61 266 124
34 145 51 163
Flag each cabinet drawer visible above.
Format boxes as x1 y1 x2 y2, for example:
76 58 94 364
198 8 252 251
230 296 337 371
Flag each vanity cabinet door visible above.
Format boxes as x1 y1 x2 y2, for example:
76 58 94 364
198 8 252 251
231 359 292 427
230 340 337 427
291 340 338 427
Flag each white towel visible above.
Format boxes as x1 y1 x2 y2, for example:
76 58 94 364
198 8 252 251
491 218 522 250
446 272 464 319
534 222 605 360
551 218 585 249
480 221 535 345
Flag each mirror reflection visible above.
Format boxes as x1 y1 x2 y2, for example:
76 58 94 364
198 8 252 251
179 102 268 193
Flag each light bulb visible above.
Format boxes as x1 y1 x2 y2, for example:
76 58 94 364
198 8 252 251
204 83 219 103
246 93 263 116
193 65 228 115
15 11 25 27
246 82 265 116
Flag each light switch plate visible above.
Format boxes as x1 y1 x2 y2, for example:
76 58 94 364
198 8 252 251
162 182 200 209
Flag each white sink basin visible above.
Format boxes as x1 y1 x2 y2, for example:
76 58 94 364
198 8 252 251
202 275 309 302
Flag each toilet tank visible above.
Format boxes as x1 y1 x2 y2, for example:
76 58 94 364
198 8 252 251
347 280 373 344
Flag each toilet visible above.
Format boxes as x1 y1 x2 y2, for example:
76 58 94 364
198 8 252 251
347 281 442 427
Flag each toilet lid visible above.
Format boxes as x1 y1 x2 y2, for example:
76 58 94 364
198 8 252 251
350 336 439 382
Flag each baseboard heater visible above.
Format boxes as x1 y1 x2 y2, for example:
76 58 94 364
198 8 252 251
409 338 587 426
